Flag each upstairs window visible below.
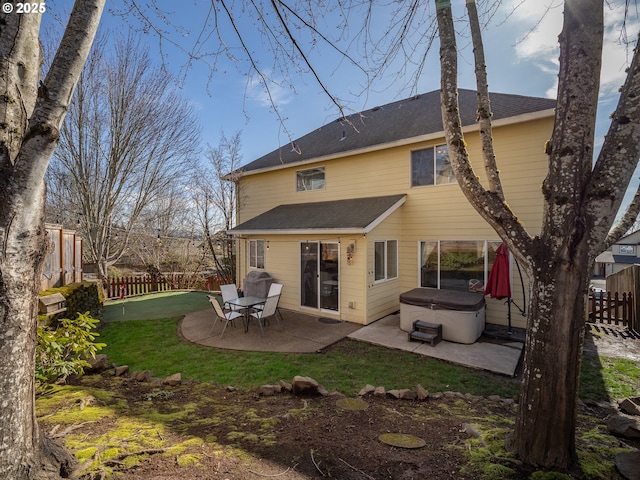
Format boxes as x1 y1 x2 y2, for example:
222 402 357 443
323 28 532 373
411 144 455 187
297 167 325 191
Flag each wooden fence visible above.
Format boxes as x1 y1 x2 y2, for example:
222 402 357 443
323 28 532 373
106 273 224 299
605 265 640 326
587 291 634 329
41 224 83 291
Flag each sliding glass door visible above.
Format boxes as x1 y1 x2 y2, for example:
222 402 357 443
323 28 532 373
300 242 339 312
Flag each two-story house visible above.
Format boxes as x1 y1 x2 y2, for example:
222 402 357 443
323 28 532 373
228 89 555 329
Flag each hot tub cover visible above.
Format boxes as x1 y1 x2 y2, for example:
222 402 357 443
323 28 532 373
399 288 485 311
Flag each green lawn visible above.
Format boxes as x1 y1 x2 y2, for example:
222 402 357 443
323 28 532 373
98 291 639 401
99 316 520 397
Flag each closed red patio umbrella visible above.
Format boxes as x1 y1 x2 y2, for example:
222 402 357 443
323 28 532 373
485 243 511 300
485 243 513 331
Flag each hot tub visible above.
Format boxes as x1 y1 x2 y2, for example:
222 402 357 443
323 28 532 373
399 288 485 344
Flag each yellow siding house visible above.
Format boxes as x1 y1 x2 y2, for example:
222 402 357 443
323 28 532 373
229 89 555 329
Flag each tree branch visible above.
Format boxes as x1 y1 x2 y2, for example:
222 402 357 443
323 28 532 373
18 0 105 185
466 0 503 200
436 0 532 268
605 184 640 249
586 31 640 253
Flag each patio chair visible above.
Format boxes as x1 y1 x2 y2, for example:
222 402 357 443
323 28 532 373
208 295 243 338
268 283 283 296
249 294 281 335
253 283 284 319
220 284 241 311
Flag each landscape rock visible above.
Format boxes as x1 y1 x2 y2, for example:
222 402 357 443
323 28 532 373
359 384 375 396
279 380 292 392
133 370 153 382
114 365 129 377
225 385 236 392
399 389 417 400
373 386 386 397
260 384 281 396
607 414 640 439
85 354 110 372
416 384 429 401
615 451 640 480
162 373 181 386
387 389 415 400
387 389 401 399
292 376 322 396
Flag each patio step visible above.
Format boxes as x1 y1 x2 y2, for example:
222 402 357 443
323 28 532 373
409 320 442 346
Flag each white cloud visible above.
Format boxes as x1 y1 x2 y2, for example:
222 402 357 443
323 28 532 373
506 0 638 99
245 71 294 109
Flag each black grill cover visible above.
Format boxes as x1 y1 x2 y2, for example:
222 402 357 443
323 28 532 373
400 288 485 311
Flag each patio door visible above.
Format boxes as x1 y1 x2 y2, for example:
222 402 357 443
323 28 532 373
300 242 339 312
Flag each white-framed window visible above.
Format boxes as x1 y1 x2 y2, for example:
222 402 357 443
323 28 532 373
296 167 325 191
374 240 398 282
248 239 265 269
619 244 635 255
419 240 502 292
411 144 454 187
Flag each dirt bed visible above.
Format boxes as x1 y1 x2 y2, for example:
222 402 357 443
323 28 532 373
37 332 639 480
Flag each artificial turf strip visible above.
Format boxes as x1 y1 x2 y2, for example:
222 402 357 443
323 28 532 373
103 291 211 322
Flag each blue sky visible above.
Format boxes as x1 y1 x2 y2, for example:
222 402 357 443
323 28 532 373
44 1 638 202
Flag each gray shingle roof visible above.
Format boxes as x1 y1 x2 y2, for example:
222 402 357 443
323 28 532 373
229 194 406 234
241 89 555 173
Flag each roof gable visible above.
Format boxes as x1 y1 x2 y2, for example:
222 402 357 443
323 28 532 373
240 89 555 174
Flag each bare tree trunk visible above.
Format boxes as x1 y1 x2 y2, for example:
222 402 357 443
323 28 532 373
0 2 105 477
508 255 589 467
434 0 640 470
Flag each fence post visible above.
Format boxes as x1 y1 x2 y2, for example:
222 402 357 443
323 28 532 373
631 292 638 332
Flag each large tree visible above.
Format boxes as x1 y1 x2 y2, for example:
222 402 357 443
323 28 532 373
0 2 106 478
46 32 199 280
193 131 244 285
3 0 639 476
436 0 640 469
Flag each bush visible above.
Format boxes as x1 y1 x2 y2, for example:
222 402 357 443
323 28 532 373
36 312 106 394
40 281 104 322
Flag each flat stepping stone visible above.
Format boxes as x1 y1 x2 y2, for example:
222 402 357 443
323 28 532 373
378 433 426 449
336 397 369 411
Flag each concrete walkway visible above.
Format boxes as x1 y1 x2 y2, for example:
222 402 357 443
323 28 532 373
348 314 524 377
181 307 524 376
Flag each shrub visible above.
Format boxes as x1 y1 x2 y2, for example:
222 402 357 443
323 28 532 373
40 281 104 321
36 312 106 394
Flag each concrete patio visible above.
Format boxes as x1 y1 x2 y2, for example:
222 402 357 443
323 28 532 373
180 307 524 376
348 313 524 377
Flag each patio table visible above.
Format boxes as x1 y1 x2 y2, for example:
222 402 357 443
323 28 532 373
226 296 266 333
